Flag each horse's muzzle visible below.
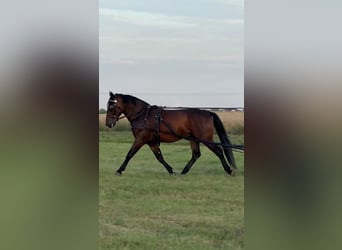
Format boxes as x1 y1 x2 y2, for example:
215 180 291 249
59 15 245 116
106 123 115 128
106 120 116 128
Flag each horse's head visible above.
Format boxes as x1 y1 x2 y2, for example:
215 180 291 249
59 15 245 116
106 92 123 128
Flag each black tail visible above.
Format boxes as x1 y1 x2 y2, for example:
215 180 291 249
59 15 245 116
210 112 237 169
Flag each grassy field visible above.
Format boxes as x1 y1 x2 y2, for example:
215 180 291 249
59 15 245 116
99 129 244 249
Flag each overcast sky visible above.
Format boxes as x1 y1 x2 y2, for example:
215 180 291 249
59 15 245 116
99 0 244 108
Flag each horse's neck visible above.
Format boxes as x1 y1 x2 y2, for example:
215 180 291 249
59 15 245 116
124 101 149 120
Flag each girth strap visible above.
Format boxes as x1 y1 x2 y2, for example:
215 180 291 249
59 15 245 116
154 107 162 146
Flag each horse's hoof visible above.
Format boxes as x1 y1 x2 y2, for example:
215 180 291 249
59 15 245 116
115 171 122 176
170 172 176 176
230 169 236 177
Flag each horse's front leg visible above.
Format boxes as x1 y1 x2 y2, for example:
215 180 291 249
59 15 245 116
149 144 176 175
116 140 144 175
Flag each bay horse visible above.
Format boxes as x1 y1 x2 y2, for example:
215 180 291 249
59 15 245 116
105 92 237 176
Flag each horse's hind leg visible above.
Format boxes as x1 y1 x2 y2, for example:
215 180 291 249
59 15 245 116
149 144 176 175
204 143 235 176
181 141 201 175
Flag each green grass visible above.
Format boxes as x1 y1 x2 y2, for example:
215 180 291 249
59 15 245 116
99 131 244 250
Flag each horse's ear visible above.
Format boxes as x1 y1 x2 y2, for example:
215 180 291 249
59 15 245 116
109 91 114 97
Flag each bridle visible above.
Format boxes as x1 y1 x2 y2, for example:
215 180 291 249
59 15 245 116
107 99 122 122
107 98 149 122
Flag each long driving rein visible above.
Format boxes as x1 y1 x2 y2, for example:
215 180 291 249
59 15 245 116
108 99 149 122
111 101 245 153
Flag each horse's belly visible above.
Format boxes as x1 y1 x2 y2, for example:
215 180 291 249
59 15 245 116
159 133 182 143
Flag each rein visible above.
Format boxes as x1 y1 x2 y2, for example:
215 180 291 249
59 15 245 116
117 106 150 121
159 118 245 153
108 99 150 122
110 99 244 153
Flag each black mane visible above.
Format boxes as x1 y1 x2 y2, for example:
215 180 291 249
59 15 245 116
118 94 149 106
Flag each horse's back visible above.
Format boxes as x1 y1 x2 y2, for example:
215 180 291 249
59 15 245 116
160 109 214 141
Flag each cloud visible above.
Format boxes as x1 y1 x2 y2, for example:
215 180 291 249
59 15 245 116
99 7 243 65
100 8 243 28
100 54 242 66
99 8 196 28
208 0 244 7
